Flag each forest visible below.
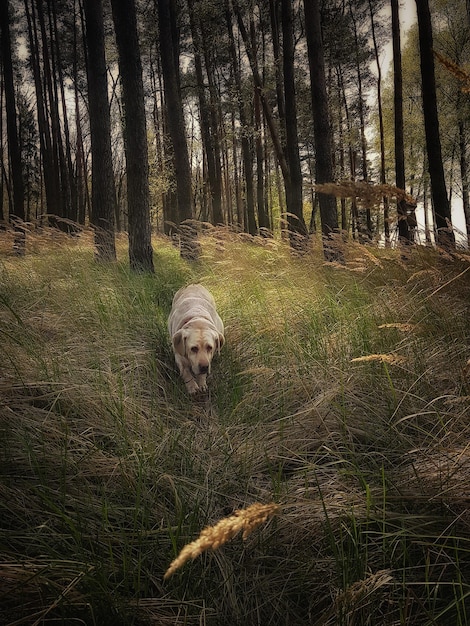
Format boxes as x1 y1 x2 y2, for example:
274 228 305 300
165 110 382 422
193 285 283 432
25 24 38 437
1 0 469 263
1 1 470 625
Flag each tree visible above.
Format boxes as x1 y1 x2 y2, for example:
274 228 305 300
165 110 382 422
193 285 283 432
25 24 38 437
303 0 340 260
226 1 257 234
233 0 307 247
281 0 308 249
391 0 411 243
0 0 25 253
157 0 199 259
83 0 117 262
187 0 224 227
34 0 71 228
24 0 57 227
416 0 455 248
111 0 154 272
369 0 390 245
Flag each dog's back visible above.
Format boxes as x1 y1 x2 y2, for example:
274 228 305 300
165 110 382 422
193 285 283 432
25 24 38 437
168 284 223 335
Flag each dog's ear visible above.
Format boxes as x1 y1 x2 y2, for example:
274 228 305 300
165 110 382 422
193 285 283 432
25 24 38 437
216 333 225 354
172 330 186 356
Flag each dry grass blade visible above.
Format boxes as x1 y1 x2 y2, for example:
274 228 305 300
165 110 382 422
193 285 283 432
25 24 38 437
164 503 280 579
351 353 407 365
378 323 418 332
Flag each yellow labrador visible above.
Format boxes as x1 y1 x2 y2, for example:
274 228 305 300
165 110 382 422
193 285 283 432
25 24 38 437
168 284 225 394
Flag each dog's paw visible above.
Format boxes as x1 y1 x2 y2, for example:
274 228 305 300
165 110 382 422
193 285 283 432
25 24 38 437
185 379 200 395
196 375 208 393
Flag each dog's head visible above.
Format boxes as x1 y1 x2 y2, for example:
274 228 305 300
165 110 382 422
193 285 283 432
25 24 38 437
172 324 225 375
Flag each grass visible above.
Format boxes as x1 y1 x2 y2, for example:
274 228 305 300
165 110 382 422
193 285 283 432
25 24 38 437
0 226 469 625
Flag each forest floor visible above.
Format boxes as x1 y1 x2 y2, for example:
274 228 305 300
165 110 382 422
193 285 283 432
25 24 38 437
0 226 469 625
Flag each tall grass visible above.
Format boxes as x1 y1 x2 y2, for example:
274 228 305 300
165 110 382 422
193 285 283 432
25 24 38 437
0 226 469 625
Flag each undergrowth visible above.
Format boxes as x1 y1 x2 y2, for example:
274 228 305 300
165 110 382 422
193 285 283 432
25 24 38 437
0 227 469 625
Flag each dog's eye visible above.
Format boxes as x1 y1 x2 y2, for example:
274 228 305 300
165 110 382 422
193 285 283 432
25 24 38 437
190 346 199 353
206 345 213 352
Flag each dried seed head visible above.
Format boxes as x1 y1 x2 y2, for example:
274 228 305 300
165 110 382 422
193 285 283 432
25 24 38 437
164 503 280 579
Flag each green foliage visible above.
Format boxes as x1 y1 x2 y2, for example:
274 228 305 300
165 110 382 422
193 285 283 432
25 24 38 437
0 230 469 624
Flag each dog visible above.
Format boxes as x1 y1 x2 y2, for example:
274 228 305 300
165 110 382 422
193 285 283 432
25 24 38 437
168 284 225 394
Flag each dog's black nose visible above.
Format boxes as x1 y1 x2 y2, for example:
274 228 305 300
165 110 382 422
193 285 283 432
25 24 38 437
199 365 209 374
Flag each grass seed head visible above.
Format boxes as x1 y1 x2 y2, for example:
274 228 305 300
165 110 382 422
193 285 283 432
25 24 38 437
164 503 280 579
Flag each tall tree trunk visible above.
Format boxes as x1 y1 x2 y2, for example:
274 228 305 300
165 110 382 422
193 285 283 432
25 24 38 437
230 107 244 228
250 12 270 233
187 0 223 226
50 0 76 230
73 0 87 225
233 0 307 245
24 0 57 228
349 0 372 240
303 0 340 261
391 0 411 244
269 0 285 139
281 0 308 248
0 0 25 253
157 0 198 258
200 13 225 226
369 0 390 246
226 2 256 234
36 0 68 227
232 1 288 182
83 0 117 262
254 83 270 232
415 0 455 249
111 0 154 272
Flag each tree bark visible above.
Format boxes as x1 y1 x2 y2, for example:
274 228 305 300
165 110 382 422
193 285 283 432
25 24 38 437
281 0 308 247
226 1 256 234
0 0 25 253
157 0 199 258
24 0 56 227
303 0 340 260
349 0 372 240
36 0 68 227
415 0 455 249
111 0 154 272
188 0 224 226
83 0 117 262
391 0 411 244
369 0 390 246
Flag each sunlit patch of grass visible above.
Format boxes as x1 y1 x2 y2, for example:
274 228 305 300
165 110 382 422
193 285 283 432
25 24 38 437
0 226 469 624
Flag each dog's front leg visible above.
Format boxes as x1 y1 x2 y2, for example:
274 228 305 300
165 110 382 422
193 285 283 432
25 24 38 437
196 373 208 392
176 355 199 394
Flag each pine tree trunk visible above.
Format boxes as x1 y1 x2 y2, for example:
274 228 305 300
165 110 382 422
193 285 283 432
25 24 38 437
83 0 117 262
391 0 411 244
281 0 308 248
0 0 25 253
304 0 340 261
416 0 455 249
37 0 69 227
25 0 62 228
111 0 154 272
226 2 257 234
188 0 224 226
157 0 199 259
369 0 390 246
